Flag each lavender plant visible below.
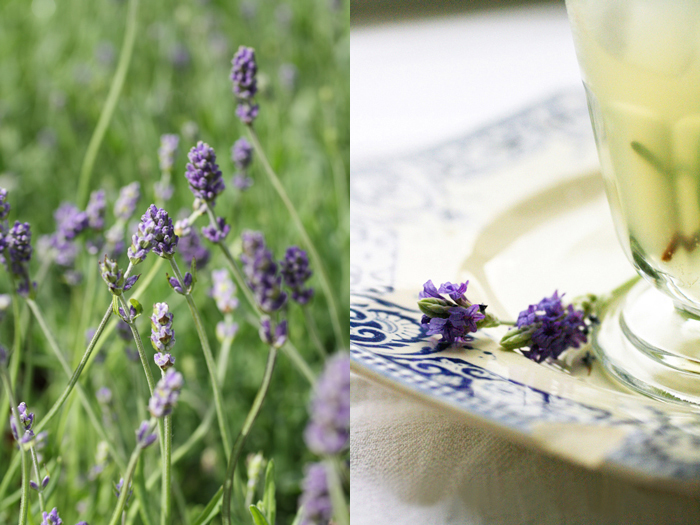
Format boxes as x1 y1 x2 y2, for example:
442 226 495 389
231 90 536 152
0 2 349 524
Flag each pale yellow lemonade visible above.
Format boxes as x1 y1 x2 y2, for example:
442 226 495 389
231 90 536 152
567 0 700 310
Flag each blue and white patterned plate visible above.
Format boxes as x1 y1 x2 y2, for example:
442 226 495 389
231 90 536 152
351 89 700 493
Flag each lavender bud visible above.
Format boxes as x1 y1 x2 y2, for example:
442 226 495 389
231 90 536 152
158 134 180 173
216 320 238 342
232 174 253 191
231 137 253 171
230 46 258 100
211 269 239 314
150 303 175 353
280 246 314 305
259 317 287 348
201 217 230 243
86 190 106 231
148 368 184 418
114 182 141 223
298 463 333 525
42 474 50 488
0 188 11 220
99 256 126 296
185 141 225 204
154 352 175 370
41 508 63 525
30 480 39 491
304 353 350 455
167 272 193 295
235 103 259 125
114 478 132 506
136 420 157 449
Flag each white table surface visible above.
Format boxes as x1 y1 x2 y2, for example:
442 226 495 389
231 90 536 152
350 5 700 524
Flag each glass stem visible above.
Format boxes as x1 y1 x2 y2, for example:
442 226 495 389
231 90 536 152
169 257 232 457
246 125 346 348
222 346 278 525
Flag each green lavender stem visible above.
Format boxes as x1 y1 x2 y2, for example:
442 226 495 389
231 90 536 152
29 447 45 514
245 126 346 348
76 0 140 206
108 445 143 525
0 369 28 525
161 413 172 525
222 346 278 525
325 457 349 525
0 293 23 450
117 295 157 395
169 257 232 457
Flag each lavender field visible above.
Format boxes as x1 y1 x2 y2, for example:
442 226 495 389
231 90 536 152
0 0 349 523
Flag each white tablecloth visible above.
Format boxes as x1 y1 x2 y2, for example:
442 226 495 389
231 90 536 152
350 5 700 524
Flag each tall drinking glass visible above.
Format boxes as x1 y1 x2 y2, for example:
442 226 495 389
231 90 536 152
565 0 700 403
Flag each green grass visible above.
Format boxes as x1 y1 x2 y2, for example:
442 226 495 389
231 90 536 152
0 0 348 523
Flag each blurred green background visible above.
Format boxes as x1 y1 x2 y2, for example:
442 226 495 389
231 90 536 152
0 0 348 523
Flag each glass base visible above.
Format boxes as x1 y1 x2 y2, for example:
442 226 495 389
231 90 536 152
594 279 700 405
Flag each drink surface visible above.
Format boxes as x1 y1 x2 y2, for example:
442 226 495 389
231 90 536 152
566 0 700 311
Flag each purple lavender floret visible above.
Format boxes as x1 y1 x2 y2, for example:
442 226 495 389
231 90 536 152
201 217 230 243
216 320 238 341
240 230 287 312
41 508 63 525
86 190 107 231
136 420 157 449
259 316 287 348
235 103 259 125
0 188 10 221
185 141 225 204
417 280 498 346
148 368 184 418
128 205 178 263
167 272 193 295
230 46 257 100
280 246 314 304
178 228 210 269
304 353 349 455
159 134 179 173
99 256 138 296
150 302 175 354
298 463 333 525
10 401 36 446
231 137 253 170
506 291 588 363
114 182 141 223
114 478 132 505
7 221 34 296
423 305 484 345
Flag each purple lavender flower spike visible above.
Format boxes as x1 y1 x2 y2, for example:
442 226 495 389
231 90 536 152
280 246 314 304
159 134 179 173
216 320 239 342
148 368 184 418
298 463 333 525
114 182 141 222
304 353 350 455
201 217 230 243
185 141 225 204
41 508 63 525
211 269 239 313
231 137 253 170
0 188 10 221
86 190 106 231
136 419 157 449
150 302 175 354
7 221 34 296
259 316 287 348
233 174 253 191
235 103 259 125
240 230 288 312
230 46 257 100
178 228 210 269
128 205 178 263
506 291 588 363
11 402 37 448
54 203 88 241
